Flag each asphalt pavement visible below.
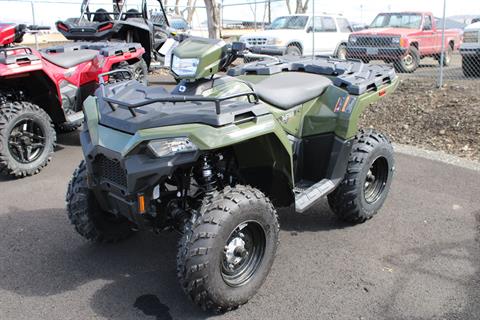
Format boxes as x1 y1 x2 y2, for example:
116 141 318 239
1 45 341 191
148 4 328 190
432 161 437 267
0 129 479 320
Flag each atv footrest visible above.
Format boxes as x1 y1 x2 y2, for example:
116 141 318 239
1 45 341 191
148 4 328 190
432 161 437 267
66 111 84 125
294 179 336 213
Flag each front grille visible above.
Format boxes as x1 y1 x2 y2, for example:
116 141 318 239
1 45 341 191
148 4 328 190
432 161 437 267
93 154 127 187
464 31 479 43
247 37 267 46
356 36 395 47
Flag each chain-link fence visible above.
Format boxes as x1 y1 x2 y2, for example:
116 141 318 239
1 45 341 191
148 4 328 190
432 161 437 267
1 0 480 86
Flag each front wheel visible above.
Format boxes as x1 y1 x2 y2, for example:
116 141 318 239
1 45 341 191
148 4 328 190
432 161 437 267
112 59 148 84
285 45 302 57
0 101 56 177
394 46 420 73
128 59 148 84
177 185 279 312
328 129 395 224
66 161 135 243
336 44 347 60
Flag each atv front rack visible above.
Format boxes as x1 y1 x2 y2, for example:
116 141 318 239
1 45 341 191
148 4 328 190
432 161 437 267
98 70 259 117
105 91 259 117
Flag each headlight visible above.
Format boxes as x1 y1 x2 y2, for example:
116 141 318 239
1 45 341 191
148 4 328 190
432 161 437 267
171 55 199 77
147 138 198 158
349 36 358 44
266 37 284 45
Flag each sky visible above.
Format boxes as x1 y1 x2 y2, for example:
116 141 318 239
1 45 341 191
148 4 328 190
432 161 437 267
0 0 479 28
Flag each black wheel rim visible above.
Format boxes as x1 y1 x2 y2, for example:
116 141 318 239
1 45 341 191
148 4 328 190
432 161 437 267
8 118 46 164
364 157 389 204
221 221 266 287
133 65 145 82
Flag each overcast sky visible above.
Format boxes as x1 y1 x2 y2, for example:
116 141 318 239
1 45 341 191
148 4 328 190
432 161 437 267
0 0 479 28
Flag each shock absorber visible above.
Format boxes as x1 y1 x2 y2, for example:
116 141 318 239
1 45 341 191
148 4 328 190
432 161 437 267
196 154 217 196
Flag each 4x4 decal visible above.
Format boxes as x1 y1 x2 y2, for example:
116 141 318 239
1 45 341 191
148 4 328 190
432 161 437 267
334 96 357 113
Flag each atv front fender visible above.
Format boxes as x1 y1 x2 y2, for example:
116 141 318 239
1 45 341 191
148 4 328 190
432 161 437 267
83 95 294 198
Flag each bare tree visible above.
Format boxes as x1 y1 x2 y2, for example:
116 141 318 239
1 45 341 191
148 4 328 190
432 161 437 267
181 0 197 24
173 0 180 15
204 0 221 39
285 0 292 14
295 0 309 14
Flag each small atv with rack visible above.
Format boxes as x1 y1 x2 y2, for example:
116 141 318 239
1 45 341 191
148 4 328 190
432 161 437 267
0 23 146 177
66 37 398 312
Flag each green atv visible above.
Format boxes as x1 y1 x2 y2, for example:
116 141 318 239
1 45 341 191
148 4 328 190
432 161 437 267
66 37 399 312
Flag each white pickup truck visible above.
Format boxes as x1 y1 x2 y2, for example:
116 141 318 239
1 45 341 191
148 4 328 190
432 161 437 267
461 22 480 77
239 14 352 58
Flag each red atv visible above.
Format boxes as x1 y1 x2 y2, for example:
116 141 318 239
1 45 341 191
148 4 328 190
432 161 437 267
0 23 146 177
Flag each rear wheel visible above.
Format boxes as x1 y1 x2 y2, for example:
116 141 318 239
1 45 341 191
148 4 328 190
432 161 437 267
177 185 279 312
0 101 56 177
66 161 135 243
394 46 420 73
439 44 453 67
328 129 395 223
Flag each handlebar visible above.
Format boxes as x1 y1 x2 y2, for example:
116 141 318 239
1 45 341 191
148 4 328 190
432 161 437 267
28 25 51 31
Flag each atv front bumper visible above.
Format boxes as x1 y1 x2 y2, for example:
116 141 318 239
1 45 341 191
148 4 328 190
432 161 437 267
80 129 199 225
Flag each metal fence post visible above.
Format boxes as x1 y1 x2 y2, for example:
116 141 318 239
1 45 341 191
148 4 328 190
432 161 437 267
311 0 315 59
30 1 38 50
254 0 257 31
438 0 447 88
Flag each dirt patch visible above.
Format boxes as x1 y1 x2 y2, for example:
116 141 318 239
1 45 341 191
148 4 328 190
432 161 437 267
360 78 480 162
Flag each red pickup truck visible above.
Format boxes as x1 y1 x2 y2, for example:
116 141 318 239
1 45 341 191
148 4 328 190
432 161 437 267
346 12 462 72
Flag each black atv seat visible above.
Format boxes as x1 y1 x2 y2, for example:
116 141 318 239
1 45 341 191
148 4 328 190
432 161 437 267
41 49 98 69
254 72 332 110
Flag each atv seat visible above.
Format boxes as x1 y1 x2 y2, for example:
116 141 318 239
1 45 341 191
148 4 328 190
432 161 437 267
254 72 332 110
41 49 98 69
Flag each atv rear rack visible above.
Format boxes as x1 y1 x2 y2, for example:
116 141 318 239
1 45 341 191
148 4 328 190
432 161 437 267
98 70 259 117
0 46 40 65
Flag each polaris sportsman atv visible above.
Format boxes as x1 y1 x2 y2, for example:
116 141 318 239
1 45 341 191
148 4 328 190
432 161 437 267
56 0 182 70
66 37 398 312
0 23 146 177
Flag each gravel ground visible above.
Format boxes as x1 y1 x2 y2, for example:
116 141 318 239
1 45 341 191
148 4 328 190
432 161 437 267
360 78 480 162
